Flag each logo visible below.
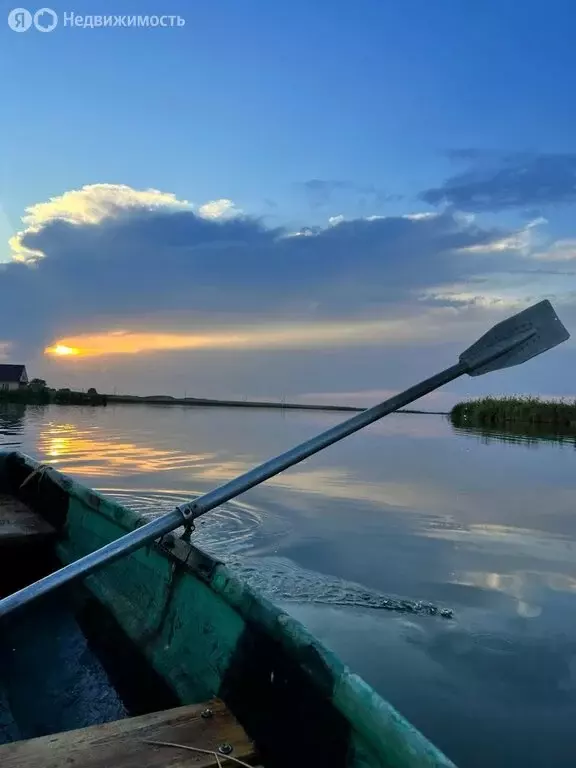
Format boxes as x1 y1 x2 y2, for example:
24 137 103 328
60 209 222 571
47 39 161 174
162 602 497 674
7 8 32 31
34 7 57 31
7 7 58 31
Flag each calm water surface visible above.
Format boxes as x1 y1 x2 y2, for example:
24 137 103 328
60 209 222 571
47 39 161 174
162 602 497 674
1 402 575 767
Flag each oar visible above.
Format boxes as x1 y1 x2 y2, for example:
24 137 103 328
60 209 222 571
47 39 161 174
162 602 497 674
0 299 569 618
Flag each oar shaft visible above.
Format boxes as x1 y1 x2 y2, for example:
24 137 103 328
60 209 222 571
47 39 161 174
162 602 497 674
179 361 467 521
0 361 466 619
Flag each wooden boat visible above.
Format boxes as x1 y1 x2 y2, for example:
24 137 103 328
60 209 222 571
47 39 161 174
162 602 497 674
0 451 456 767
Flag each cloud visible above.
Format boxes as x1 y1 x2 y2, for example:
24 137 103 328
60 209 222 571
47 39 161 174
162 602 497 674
300 179 350 207
197 198 242 219
458 217 545 255
8 184 246 262
421 152 576 212
9 183 193 262
0 182 570 374
298 179 399 209
532 239 576 262
421 291 525 311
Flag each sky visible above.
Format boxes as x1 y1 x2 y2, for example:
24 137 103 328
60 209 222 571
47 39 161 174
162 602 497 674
1 0 576 407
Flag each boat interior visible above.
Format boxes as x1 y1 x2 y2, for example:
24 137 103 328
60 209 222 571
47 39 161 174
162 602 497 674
0 492 261 767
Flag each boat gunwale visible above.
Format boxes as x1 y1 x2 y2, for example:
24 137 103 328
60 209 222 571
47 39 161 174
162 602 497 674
0 450 456 768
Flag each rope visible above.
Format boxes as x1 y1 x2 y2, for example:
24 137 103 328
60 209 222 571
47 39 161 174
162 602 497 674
19 463 50 489
143 739 254 767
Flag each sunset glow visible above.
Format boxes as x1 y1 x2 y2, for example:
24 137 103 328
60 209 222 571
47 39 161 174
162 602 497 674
43 313 457 360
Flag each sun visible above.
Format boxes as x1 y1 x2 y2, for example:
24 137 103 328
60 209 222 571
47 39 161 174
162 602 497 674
45 344 80 357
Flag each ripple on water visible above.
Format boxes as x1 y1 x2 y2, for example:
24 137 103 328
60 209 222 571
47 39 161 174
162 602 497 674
99 488 453 619
227 555 453 618
98 488 285 557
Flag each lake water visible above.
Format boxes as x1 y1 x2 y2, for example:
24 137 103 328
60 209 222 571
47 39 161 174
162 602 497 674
1 401 575 767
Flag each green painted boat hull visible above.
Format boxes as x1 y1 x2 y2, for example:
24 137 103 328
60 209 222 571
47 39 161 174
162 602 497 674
0 451 456 768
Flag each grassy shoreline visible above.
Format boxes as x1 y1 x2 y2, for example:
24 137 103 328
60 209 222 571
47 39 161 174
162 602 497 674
450 396 576 428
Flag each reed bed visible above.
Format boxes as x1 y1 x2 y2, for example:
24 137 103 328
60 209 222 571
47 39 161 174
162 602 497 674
450 396 576 427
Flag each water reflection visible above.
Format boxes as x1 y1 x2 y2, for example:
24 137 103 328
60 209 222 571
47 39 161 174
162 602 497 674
455 569 576 618
3 404 576 767
34 418 458 515
37 421 215 476
450 418 576 448
0 403 25 445
425 523 575 565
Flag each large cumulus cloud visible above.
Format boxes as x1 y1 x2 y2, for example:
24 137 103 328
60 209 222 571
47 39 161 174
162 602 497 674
1 182 574 389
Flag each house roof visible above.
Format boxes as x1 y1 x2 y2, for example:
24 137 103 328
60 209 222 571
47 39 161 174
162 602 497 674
0 364 27 382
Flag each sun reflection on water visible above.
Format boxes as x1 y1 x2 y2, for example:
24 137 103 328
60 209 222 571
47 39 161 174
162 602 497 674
37 422 215 477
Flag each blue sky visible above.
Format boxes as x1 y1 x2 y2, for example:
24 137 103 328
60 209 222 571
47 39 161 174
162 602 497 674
1 0 576 404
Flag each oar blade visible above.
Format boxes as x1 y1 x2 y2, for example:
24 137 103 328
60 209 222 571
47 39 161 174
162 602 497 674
460 299 570 377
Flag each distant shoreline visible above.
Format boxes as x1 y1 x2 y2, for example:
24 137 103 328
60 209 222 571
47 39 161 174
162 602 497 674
0 388 447 415
106 393 447 415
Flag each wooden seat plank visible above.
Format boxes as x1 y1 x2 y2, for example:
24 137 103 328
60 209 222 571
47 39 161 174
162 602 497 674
0 495 55 546
0 698 258 767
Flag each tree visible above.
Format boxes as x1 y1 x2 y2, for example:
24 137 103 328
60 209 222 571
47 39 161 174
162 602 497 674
29 378 47 390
